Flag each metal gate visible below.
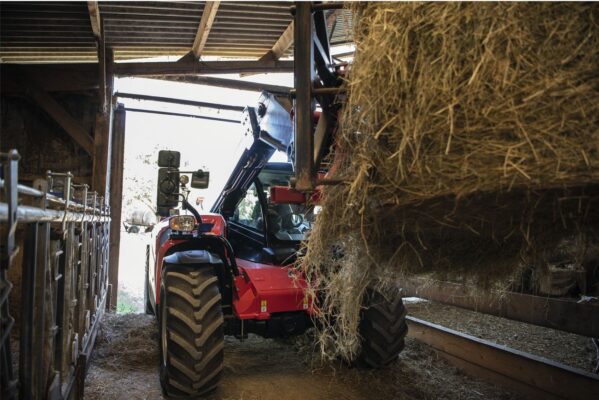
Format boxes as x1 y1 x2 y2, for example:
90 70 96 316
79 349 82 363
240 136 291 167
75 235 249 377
1 149 111 399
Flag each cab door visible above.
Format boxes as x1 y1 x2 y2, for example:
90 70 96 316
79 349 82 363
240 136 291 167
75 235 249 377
227 182 268 262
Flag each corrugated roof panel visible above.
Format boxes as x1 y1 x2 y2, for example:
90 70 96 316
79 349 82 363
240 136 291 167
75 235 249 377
0 1 353 63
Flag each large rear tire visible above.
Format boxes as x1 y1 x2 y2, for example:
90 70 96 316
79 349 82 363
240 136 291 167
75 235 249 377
159 264 224 397
357 291 407 368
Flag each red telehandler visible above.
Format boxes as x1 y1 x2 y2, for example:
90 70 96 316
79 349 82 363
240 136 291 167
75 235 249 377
145 6 407 397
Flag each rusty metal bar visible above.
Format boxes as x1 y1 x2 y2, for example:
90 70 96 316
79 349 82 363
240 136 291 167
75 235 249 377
312 86 346 95
124 107 241 124
148 75 292 95
407 316 599 400
402 278 599 338
115 91 244 112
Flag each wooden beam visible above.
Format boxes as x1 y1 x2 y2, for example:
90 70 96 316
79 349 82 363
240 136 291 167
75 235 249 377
98 35 107 113
407 317 599 400
114 59 293 76
1 65 99 94
0 61 293 92
402 278 599 338
92 113 108 193
21 78 94 155
87 1 102 40
255 9 340 64
265 21 294 61
92 49 114 196
190 1 220 58
108 104 126 311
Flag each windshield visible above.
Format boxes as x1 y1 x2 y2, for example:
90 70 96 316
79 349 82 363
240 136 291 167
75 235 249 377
257 164 316 242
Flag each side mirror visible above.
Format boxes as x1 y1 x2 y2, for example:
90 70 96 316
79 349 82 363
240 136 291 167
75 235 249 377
158 150 180 168
157 167 180 217
191 169 210 189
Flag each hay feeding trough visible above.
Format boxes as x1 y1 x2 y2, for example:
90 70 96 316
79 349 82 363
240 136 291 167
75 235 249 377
300 2 599 361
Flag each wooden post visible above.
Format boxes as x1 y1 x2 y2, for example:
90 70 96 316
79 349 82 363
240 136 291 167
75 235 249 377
107 104 126 311
92 48 114 198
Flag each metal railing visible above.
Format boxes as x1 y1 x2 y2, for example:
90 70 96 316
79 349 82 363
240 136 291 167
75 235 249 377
1 150 111 400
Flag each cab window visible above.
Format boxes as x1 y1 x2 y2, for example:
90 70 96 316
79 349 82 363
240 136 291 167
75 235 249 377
232 183 264 232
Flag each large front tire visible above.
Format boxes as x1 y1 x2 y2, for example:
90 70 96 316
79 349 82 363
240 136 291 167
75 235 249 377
357 291 408 368
159 265 224 397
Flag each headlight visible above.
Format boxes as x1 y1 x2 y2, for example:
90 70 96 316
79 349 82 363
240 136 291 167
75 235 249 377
169 215 195 232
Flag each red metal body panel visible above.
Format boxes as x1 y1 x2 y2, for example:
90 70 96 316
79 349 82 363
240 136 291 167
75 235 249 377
233 259 312 320
270 186 306 204
153 213 226 304
152 213 312 322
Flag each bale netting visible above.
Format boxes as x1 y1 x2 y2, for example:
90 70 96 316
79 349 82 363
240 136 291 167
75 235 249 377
299 2 599 362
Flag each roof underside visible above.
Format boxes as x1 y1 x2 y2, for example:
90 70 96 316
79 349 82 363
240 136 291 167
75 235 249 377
0 1 353 63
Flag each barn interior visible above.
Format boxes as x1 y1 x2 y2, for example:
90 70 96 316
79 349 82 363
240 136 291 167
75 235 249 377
1 2 598 400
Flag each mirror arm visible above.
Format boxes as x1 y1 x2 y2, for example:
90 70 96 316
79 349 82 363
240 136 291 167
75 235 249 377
180 195 203 225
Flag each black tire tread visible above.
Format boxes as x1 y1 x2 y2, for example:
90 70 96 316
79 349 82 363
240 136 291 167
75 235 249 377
160 265 224 397
358 291 408 368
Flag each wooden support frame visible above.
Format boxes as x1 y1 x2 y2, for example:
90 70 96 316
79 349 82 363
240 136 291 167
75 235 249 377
0 61 293 90
92 49 114 197
256 8 340 64
108 104 126 311
190 1 220 59
87 1 102 40
407 317 599 400
402 278 599 338
261 21 294 62
21 78 94 155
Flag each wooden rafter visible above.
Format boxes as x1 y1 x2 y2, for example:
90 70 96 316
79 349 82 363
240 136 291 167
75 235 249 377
22 79 94 155
87 1 102 40
326 9 342 30
191 1 220 58
267 21 294 61
258 9 341 63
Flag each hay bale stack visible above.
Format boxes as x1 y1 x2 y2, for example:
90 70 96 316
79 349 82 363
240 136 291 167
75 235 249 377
301 2 599 361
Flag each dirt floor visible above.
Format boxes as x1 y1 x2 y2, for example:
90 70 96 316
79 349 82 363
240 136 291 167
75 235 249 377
406 299 597 372
85 313 522 400
97 233 595 399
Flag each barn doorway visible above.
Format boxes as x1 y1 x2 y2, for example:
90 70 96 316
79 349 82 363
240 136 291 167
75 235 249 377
113 74 292 313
